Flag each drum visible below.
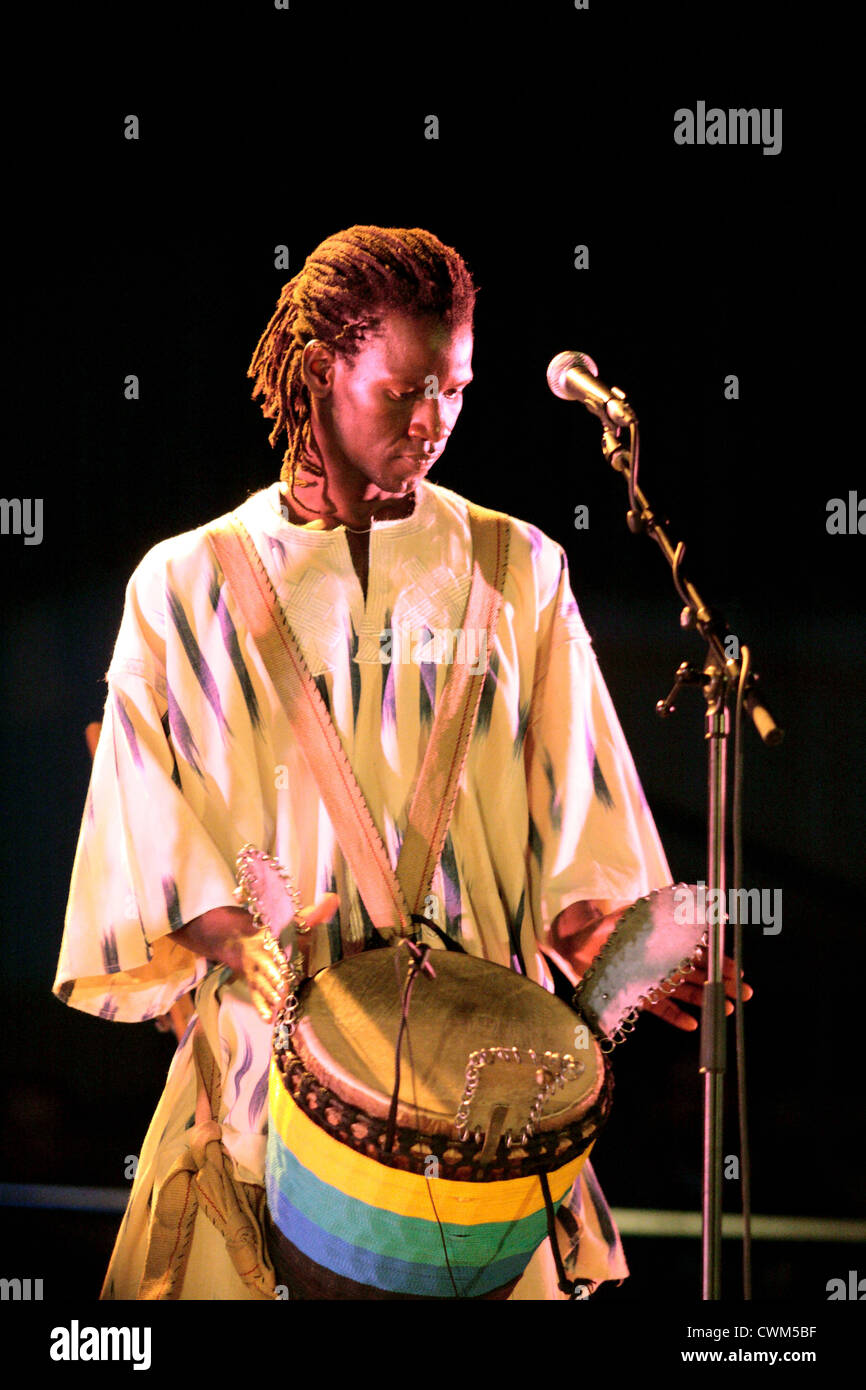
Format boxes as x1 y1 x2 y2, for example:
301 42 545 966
264 947 612 1300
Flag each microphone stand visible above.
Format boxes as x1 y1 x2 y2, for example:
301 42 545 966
596 416 783 1300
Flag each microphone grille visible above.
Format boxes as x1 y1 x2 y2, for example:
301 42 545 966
546 350 600 400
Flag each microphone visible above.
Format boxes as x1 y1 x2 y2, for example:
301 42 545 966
547 351 638 427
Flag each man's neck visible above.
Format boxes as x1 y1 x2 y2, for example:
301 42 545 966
279 481 418 532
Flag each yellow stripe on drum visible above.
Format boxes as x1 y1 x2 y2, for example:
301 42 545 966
269 1060 593 1226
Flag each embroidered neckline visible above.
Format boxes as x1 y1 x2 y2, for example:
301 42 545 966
235 482 473 677
258 480 434 542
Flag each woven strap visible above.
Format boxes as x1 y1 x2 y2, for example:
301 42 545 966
396 501 509 917
207 500 509 938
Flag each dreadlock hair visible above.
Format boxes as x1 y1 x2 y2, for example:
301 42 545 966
246 226 477 509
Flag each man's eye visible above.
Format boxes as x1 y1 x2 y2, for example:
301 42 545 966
388 386 464 401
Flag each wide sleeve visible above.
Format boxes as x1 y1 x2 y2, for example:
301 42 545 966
524 542 672 947
52 540 246 1023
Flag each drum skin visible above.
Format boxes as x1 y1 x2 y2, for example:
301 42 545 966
265 949 613 1299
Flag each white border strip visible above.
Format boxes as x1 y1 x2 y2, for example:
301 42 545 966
1 1184 863 1241
611 1208 866 1242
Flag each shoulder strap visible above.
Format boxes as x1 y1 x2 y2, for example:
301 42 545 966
206 498 509 941
396 500 509 917
207 516 411 940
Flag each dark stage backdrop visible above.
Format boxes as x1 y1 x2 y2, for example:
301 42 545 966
1 1 862 1330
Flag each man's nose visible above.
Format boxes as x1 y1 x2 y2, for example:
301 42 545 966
408 395 447 443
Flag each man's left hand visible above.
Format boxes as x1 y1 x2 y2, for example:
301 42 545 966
641 947 753 1032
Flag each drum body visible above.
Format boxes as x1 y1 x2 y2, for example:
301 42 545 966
265 949 612 1299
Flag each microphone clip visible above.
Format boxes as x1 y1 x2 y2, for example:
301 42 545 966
601 424 632 475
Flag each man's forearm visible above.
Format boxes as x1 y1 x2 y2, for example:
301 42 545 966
173 905 257 973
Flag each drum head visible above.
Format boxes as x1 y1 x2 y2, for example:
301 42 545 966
291 949 604 1140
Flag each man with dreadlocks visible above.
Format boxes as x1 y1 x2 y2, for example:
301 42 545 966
55 225 726 1300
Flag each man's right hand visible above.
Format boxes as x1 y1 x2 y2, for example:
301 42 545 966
244 892 341 1022
174 893 340 1023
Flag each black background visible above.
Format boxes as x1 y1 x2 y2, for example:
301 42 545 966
1 0 863 1329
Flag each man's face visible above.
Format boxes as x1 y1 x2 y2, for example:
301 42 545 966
309 311 474 500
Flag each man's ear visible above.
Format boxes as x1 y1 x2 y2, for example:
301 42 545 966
301 339 336 397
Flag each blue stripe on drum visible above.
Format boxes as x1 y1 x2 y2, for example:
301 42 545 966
266 1132 547 1297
